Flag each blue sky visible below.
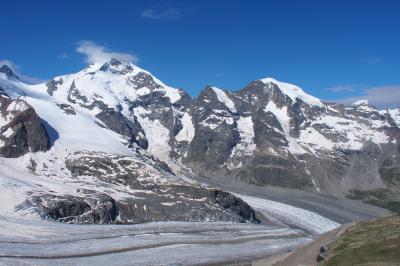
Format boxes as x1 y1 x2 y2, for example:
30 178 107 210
1 0 399 107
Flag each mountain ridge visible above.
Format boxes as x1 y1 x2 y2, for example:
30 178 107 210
0 58 399 224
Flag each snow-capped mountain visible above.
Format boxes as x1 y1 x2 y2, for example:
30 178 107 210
187 79 399 197
0 62 258 224
0 59 399 223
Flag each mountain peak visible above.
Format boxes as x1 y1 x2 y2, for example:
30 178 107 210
260 77 324 107
260 77 280 84
98 58 136 74
108 58 123 65
0 65 20 80
352 99 369 106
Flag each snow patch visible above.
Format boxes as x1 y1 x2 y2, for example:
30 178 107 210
2 127 14 138
315 114 389 150
160 202 176 206
298 128 334 152
134 109 185 173
264 101 307 154
162 87 181 104
175 113 195 143
7 100 29 113
211 87 237 112
230 116 256 157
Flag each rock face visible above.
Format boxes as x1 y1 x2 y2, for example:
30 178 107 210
183 80 400 197
30 192 118 224
116 187 259 224
0 94 50 157
0 60 399 223
95 108 148 149
17 150 259 224
60 151 258 224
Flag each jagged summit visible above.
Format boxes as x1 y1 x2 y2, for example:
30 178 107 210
0 65 20 80
98 58 138 74
75 58 141 77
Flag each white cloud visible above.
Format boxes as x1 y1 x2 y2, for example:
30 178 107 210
332 86 400 109
76 41 138 65
0 59 45 84
141 8 181 20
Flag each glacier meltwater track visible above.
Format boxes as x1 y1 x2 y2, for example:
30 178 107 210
0 164 378 266
234 194 340 235
0 161 390 265
0 185 344 266
0 215 313 266
0 156 343 265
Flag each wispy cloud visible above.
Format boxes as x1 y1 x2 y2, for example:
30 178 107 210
141 7 181 20
365 56 382 65
58 53 68 59
330 85 400 109
0 59 45 84
324 85 356 93
76 41 138 65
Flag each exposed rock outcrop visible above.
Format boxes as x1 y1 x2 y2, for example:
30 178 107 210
30 192 118 224
0 95 51 157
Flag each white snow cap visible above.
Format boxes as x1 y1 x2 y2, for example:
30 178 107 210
62 58 181 104
352 99 369 106
261 77 324 107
